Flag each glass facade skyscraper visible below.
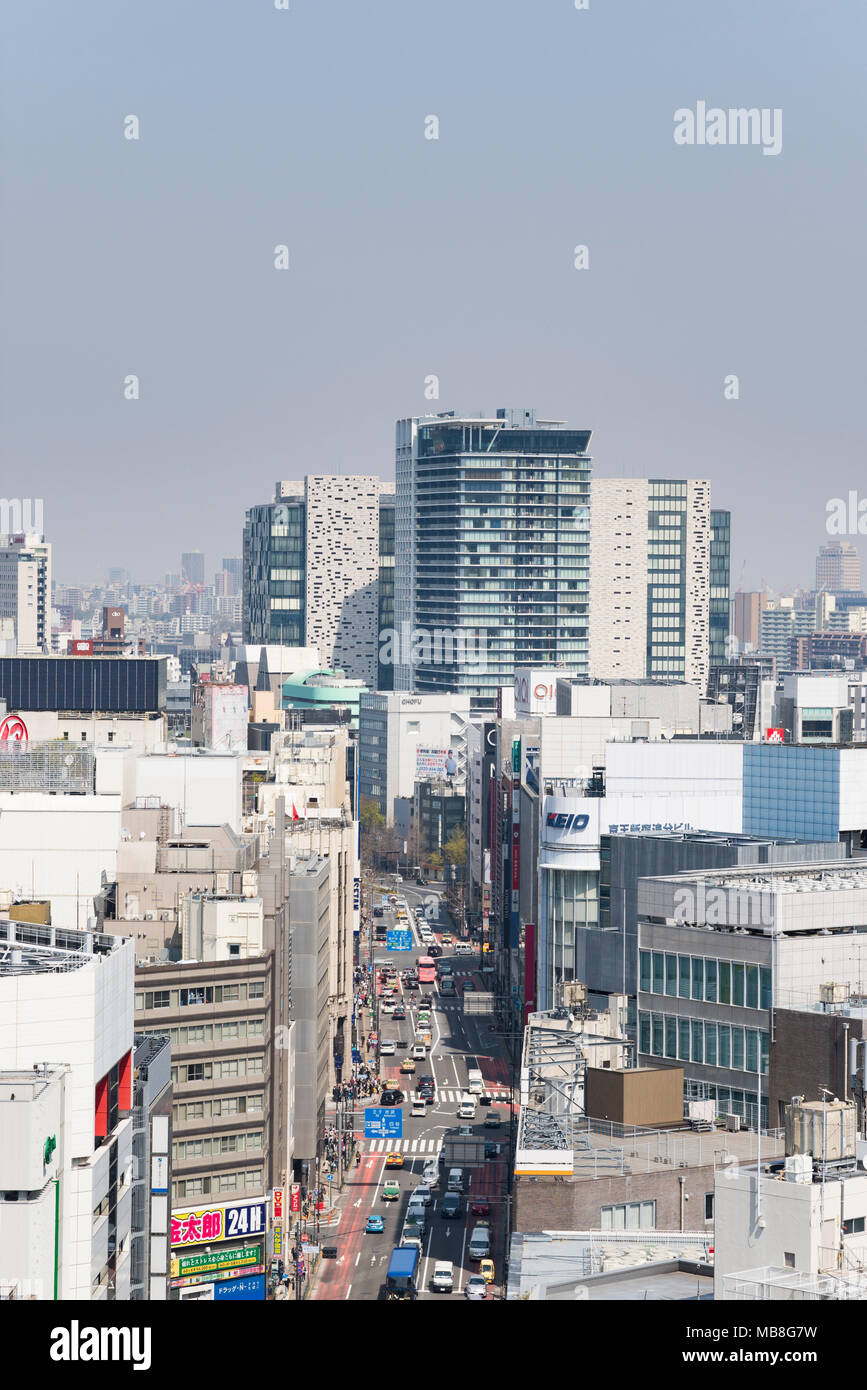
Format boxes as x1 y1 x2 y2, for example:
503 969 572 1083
395 408 591 710
710 509 731 668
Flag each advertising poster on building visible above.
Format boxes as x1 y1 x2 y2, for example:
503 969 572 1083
415 746 457 779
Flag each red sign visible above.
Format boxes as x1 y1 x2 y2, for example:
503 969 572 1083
69 639 93 655
766 728 784 744
0 715 28 742
289 1183 301 1214
524 923 536 1024
273 1188 284 1222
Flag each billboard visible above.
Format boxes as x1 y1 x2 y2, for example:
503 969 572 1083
766 727 785 744
541 797 600 848
204 684 249 753
171 1198 267 1247
171 1243 263 1283
415 746 458 780
514 668 567 717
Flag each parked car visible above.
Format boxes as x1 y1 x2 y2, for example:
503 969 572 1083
441 1192 462 1218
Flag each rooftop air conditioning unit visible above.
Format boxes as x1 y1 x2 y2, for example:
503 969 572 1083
819 982 848 1004
723 1113 742 1132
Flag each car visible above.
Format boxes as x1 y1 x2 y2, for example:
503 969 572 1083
405 978 419 991
441 933 453 945
412 1045 426 1060
441 1192 462 1218
378 1040 396 1056
422 1160 439 1184
412 1184 433 1205
365 1215 385 1233
470 1200 491 1218
392 1007 406 1021
478 1094 492 1107
380 1000 396 1015
373 908 384 918
428 944 442 957
400 1057 416 1074
418 1075 435 1092
479 1258 495 1284
411 1098 427 1117
484 1110 503 1129
437 960 454 975
463 981 475 992
385 1152 404 1168
382 1181 400 1202
465 1275 487 1300
457 1125 474 1137
485 1143 502 1160
431 1260 454 1293
380 1088 404 1106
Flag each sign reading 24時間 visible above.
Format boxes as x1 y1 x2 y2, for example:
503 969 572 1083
171 1199 267 1247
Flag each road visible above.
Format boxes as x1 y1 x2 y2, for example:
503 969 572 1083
312 880 514 1302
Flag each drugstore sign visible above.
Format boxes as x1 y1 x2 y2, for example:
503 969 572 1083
171 1199 267 1247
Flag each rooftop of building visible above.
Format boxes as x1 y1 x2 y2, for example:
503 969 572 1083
133 1032 171 1068
506 1230 713 1300
0 920 129 976
651 861 867 896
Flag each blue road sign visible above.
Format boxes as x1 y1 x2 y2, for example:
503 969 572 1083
364 1107 403 1139
387 929 412 951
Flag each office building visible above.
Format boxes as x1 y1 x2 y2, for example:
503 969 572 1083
758 599 815 665
243 476 381 687
636 861 867 1128
395 408 591 709
181 552 205 587
377 493 395 691
358 690 471 822
130 1034 173 1300
0 533 51 655
817 541 861 594
588 479 711 688
709 509 731 666
0 923 137 1301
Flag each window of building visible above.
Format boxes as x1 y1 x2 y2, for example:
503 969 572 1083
678 1019 690 1061
731 1027 745 1071
705 959 717 1003
784 1252 796 1268
665 1016 677 1059
665 954 678 997
843 1218 865 1235
691 958 704 1002
145 990 170 1010
718 961 731 1005
678 956 691 999
249 981 265 999
745 964 759 1010
601 1200 656 1231
651 952 664 994
222 985 240 1001
704 1193 714 1221
248 1056 264 1074
228 943 240 957
732 963 745 1008
181 987 214 1007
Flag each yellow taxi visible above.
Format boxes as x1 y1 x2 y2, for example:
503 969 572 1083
441 933 453 945
385 1152 404 1168
400 1057 417 1074
479 1258 496 1284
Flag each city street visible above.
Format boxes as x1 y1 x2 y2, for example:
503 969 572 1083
312 881 516 1301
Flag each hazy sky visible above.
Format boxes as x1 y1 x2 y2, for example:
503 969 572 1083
2 0 864 591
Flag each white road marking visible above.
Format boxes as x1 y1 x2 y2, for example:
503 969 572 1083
355 1251 361 1266
345 1284 352 1299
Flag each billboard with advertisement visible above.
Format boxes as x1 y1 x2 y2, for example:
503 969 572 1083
203 683 249 753
171 1198 267 1247
415 746 458 780
514 668 573 717
766 727 785 744
272 1188 284 1223
171 1243 263 1284
289 1184 301 1213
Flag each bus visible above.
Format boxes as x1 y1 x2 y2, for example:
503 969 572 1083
417 956 436 985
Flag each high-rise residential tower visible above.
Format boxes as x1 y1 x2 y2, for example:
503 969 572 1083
377 494 395 691
0 531 51 654
394 408 591 709
816 541 861 594
588 478 711 688
243 476 382 687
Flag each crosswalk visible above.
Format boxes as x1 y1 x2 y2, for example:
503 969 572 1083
367 1137 442 1154
435 1089 511 1105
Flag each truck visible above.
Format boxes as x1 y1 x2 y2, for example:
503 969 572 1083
385 1245 419 1300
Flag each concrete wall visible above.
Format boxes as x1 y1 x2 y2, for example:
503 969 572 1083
514 1164 717 1234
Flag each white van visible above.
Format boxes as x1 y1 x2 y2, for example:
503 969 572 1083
458 1095 477 1120
455 941 473 955
467 1068 484 1096
411 1097 427 1118
447 1168 464 1192
468 1224 491 1260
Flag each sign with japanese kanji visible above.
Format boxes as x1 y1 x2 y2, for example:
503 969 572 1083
171 1199 268 1247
